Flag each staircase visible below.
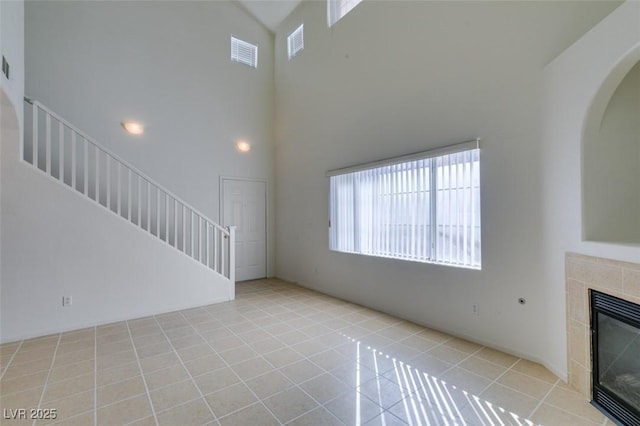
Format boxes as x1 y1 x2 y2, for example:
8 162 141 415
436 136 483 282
22 97 235 283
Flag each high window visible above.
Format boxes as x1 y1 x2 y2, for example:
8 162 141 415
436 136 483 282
328 140 481 269
231 36 258 68
328 0 362 27
287 24 304 60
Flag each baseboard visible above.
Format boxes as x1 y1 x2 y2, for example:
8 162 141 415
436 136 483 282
0 295 231 344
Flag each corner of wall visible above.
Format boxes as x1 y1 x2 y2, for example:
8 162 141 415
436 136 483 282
540 0 640 381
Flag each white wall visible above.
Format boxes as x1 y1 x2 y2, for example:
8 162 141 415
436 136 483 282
541 0 640 381
0 0 24 345
0 0 275 342
274 0 621 377
1 124 232 342
584 61 640 243
24 0 275 273
0 0 24 129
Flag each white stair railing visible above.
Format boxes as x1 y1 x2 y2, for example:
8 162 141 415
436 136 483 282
23 97 235 282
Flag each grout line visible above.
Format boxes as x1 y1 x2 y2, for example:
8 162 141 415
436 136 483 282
89 390 150 411
0 340 23 381
151 315 219 423
193 301 362 422
473 355 520 393
176 310 285 424
211 285 562 425
125 320 160 426
528 378 560 419
1 281 571 426
253 287 513 423
32 333 62 426
224 306 409 423
539 380 610 425
283 404 345 425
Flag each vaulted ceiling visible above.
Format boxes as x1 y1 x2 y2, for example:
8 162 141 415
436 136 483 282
236 0 303 32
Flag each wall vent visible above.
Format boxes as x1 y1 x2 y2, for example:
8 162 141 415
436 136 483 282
287 24 304 60
231 36 258 68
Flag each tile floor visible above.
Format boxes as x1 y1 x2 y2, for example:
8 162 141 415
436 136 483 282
0 279 612 425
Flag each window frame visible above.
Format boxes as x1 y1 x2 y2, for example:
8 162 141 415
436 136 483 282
327 140 481 270
328 0 363 27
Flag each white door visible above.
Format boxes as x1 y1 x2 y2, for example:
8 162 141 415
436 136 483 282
221 178 267 281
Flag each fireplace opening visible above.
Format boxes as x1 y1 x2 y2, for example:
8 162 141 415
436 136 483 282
591 290 640 426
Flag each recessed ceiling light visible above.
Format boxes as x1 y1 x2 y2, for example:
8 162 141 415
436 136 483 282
121 121 144 135
236 140 251 153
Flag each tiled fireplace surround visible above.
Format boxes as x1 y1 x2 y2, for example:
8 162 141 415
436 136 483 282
565 252 640 400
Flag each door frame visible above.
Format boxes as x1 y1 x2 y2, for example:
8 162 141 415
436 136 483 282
219 176 270 280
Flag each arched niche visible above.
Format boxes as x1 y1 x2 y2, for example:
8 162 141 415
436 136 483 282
583 46 640 244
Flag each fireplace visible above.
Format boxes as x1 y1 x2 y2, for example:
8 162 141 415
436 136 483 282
591 290 640 426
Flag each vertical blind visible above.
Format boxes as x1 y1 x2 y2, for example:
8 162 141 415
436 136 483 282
328 142 481 269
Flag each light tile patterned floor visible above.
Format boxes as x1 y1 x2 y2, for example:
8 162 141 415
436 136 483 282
0 279 612 425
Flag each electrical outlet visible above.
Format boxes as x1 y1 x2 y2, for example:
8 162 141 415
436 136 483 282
62 296 72 307
472 303 479 316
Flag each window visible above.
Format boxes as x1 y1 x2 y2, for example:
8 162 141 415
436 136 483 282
287 24 304 60
231 36 258 68
328 0 362 27
328 140 481 269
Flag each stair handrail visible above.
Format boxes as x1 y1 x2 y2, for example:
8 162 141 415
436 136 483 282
24 96 228 236
23 96 235 280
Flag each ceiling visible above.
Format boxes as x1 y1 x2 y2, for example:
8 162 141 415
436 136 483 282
236 0 304 32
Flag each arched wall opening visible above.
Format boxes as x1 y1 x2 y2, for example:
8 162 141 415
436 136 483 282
582 46 640 244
